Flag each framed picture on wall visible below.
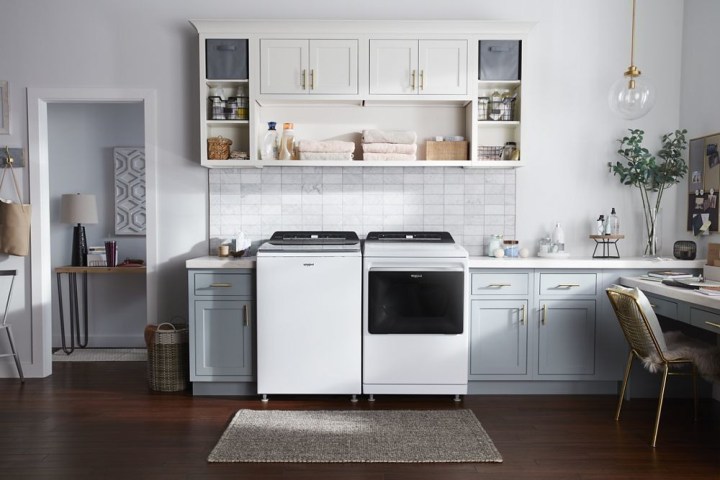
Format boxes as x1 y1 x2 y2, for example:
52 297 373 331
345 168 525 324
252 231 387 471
0 81 8 135
688 132 720 233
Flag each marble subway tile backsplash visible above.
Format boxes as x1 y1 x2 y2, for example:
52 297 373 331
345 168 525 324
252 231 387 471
209 167 516 256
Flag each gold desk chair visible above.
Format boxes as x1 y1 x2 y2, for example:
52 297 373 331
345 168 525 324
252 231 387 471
0 270 23 382
606 285 697 447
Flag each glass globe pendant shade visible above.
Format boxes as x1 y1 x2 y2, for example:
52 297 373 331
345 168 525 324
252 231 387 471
609 72 655 120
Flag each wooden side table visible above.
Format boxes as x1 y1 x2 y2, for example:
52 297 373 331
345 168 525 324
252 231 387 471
54 266 146 354
589 235 625 259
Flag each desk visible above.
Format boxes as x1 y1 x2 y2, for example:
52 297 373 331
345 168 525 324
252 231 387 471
55 266 146 354
619 276 720 335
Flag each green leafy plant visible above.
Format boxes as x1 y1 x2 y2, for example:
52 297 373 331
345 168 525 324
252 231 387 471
612 128 688 255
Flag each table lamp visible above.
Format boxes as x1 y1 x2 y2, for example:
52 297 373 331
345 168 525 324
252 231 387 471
60 193 98 266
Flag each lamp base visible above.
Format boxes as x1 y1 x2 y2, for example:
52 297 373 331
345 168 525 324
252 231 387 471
71 224 88 267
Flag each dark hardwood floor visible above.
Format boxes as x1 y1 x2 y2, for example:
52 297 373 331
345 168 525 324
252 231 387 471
1 362 719 479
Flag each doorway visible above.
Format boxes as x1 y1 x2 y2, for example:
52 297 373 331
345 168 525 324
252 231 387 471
27 88 157 377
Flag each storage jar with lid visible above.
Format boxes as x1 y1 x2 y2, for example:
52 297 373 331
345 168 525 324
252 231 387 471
478 97 489 121
503 239 519 257
487 234 503 256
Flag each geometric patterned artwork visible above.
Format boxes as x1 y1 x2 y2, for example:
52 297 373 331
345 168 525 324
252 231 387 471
114 147 146 235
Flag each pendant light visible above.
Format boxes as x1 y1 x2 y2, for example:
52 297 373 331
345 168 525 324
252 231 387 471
608 0 655 120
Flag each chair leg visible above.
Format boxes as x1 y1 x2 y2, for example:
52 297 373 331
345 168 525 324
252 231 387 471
616 350 634 421
651 364 670 448
4 325 23 383
692 364 698 422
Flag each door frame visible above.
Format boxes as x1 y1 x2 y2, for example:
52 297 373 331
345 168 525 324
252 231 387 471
27 88 157 377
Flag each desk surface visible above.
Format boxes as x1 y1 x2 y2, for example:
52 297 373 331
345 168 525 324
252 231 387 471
55 266 146 274
619 276 720 312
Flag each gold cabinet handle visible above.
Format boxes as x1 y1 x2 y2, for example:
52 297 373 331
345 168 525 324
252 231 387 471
310 69 315 90
487 283 511 288
520 304 526 325
705 321 720 330
243 304 249 326
419 70 424 90
411 70 416 90
301 69 307 90
541 304 547 325
209 283 232 288
556 283 580 289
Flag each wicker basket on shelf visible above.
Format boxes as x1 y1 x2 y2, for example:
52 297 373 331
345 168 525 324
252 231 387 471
145 322 189 392
207 135 232 160
426 141 468 161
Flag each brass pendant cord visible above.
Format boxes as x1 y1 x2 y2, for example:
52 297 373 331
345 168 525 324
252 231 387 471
629 0 636 69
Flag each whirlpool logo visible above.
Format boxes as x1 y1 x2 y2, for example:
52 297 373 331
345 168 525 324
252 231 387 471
410 274 423 279
303 263 315 267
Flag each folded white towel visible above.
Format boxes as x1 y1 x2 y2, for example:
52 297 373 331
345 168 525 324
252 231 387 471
362 143 417 155
298 151 354 160
362 129 417 145
296 140 355 153
363 153 416 161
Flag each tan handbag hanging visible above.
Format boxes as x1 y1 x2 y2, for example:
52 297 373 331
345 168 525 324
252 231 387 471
0 163 31 256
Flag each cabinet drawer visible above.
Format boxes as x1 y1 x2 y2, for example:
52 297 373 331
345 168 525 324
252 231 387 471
538 273 596 296
690 307 720 334
644 293 678 320
472 273 529 295
193 273 253 296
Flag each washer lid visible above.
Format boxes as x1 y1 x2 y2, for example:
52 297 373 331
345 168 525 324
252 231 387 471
258 231 361 253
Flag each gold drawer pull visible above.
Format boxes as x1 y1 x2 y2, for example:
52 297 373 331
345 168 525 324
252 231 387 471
519 304 526 325
556 283 580 288
705 321 720 330
488 283 512 288
411 70 416 90
243 304 250 326
209 283 232 288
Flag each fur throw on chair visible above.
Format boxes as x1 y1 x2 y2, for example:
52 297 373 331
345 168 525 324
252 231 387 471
641 331 720 381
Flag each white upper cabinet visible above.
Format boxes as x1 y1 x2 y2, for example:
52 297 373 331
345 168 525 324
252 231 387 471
369 39 467 95
260 39 358 95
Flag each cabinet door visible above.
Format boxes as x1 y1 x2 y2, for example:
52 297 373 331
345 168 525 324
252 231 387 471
418 40 467 95
192 300 254 378
369 39 418 94
309 39 358 94
537 299 596 376
470 299 528 377
260 39 309 94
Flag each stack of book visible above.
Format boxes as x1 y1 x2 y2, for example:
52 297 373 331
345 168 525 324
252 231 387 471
644 271 694 281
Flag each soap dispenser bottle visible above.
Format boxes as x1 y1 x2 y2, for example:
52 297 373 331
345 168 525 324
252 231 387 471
608 208 620 234
552 222 565 252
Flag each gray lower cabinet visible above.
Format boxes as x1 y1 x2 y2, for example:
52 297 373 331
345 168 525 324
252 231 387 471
470 269 609 383
469 270 531 380
188 270 255 392
536 299 596 376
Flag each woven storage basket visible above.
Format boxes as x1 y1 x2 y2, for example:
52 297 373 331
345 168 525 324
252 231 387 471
207 135 232 160
426 141 468 161
146 322 189 392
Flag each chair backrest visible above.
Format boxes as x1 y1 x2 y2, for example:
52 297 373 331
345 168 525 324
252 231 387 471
606 284 668 360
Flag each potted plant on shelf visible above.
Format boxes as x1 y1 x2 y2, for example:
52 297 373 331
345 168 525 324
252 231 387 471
611 128 688 256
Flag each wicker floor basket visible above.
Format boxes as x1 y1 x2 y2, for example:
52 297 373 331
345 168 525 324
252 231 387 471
145 322 189 392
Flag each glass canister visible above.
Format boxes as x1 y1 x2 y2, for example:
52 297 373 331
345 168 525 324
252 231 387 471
488 91 503 121
503 239 519 257
487 234 503 256
478 97 489 121
236 96 249 120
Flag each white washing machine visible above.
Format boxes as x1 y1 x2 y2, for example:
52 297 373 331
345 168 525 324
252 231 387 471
256 231 361 400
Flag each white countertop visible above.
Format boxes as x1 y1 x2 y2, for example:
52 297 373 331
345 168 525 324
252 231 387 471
620 276 720 311
186 255 704 270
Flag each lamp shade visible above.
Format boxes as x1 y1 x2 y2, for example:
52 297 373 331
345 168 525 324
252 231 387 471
60 193 98 225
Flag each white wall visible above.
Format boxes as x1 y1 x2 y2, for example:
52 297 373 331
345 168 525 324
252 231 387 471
48 103 147 347
0 0 700 375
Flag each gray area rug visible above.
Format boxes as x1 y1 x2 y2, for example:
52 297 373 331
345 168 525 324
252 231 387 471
208 409 503 463
52 348 147 362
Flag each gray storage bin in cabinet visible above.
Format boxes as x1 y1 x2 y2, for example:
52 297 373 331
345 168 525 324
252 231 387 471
206 39 248 79
479 40 520 80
